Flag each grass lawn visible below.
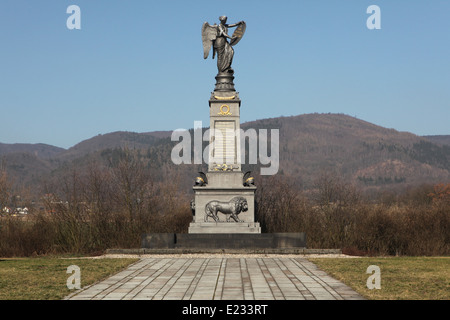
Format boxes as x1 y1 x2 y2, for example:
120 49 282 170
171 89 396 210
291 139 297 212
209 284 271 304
1 256 448 300
0 257 139 300
308 256 450 300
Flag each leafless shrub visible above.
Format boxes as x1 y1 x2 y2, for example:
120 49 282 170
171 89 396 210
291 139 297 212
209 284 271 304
255 175 307 233
0 161 13 211
0 162 447 256
255 172 449 256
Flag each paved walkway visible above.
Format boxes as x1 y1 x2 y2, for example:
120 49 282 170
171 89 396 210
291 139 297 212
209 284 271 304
66 257 364 300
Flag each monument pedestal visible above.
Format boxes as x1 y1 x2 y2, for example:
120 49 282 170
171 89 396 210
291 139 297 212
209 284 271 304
189 172 259 233
189 89 260 234
214 72 235 92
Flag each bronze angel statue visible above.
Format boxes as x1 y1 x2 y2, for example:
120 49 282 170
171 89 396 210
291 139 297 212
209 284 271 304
202 16 246 75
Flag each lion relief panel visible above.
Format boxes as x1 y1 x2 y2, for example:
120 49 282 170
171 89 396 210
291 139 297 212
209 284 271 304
204 196 248 222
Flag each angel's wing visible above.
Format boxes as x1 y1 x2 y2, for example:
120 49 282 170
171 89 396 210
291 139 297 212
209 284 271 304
230 21 246 46
201 22 218 59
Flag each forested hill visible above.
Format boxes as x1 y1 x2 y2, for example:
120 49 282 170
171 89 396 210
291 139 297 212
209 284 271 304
1 113 449 197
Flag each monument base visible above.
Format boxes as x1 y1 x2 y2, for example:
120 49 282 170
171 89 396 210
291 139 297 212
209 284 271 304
141 233 306 250
214 71 235 91
191 173 258 233
188 222 261 234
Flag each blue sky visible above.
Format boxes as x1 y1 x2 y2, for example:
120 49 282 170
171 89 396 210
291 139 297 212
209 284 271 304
0 0 449 149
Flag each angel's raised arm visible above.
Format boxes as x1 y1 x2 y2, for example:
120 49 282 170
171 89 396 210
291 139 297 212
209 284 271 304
227 21 244 28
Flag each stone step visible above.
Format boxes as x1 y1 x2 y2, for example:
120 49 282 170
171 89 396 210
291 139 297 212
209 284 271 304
188 222 261 234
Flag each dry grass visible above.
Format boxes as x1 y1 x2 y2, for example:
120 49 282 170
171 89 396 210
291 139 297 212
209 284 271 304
0 257 138 300
309 256 450 300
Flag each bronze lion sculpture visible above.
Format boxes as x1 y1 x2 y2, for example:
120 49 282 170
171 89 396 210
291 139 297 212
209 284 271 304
204 197 248 222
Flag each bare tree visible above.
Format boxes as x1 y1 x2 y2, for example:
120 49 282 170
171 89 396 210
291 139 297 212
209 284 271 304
83 160 114 217
110 148 152 222
255 175 305 232
312 171 360 207
0 161 13 212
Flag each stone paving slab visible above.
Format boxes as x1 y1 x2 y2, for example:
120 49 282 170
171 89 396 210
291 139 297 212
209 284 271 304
66 257 364 300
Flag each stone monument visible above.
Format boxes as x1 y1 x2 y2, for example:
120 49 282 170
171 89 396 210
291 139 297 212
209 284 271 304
140 17 306 250
188 16 260 234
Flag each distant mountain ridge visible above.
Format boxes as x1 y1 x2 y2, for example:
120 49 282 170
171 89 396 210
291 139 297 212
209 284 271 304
0 143 64 159
1 113 449 196
56 130 173 161
423 135 450 146
242 114 450 188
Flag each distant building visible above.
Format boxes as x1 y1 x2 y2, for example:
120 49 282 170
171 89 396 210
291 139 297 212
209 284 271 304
15 207 29 215
1 206 29 215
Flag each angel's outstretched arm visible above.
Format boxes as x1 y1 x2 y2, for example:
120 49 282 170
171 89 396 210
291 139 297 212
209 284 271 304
227 21 244 28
